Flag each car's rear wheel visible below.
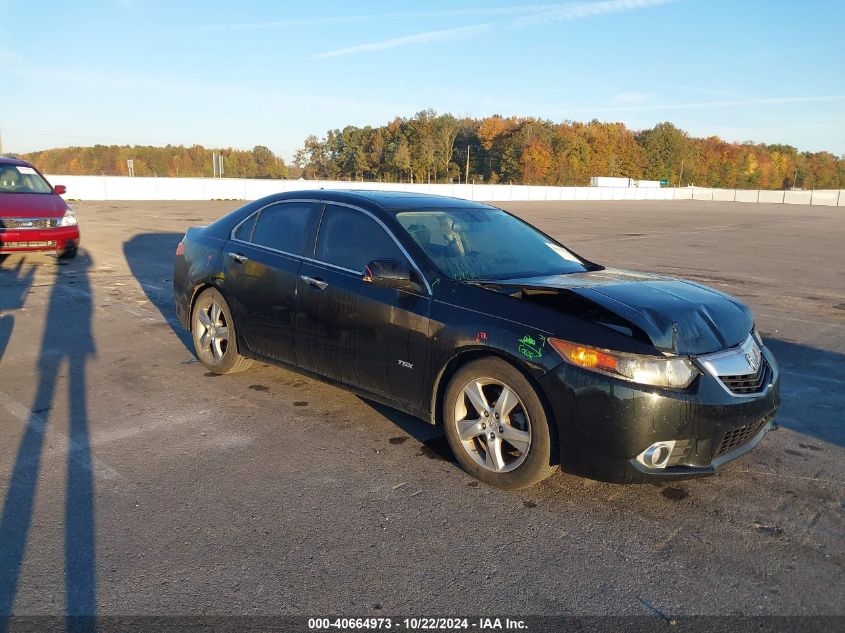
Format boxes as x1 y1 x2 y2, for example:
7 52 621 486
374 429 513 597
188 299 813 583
192 288 252 374
443 357 557 489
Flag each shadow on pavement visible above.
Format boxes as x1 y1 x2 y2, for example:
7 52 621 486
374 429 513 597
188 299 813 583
357 398 455 463
0 260 35 363
123 232 192 351
0 251 96 633
765 338 844 448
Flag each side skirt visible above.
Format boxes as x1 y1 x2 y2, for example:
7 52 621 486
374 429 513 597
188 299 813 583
239 348 432 424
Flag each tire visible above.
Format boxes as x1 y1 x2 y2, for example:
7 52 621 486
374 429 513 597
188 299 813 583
58 246 78 260
191 288 252 374
443 357 557 489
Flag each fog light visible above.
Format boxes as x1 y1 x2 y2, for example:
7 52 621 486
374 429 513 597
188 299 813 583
637 441 676 469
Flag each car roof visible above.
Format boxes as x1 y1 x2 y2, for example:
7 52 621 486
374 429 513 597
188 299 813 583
0 156 32 167
276 189 498 212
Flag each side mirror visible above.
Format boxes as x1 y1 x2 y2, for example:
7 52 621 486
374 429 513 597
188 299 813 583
54 185 67 195
363 259 413 289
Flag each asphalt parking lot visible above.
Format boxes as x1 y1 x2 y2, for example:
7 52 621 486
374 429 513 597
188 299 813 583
0 199 843 620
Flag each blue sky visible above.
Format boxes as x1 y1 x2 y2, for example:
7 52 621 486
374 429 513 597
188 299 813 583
1 0 843 159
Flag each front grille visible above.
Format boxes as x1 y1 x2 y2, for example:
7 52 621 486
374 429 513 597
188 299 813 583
715 416 770 457
0 240 57 248
0 217 59 230
719 356 770 395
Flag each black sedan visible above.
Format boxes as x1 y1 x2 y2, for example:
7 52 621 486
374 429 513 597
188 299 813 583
173 190 780 488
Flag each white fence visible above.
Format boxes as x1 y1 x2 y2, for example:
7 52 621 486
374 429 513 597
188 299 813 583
45 175 674 203
46 175 845 206
674 186 844 207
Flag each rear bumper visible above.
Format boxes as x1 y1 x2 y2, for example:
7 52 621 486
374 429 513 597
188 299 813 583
538 345 780 483
0 226 80 253
173 253 192 330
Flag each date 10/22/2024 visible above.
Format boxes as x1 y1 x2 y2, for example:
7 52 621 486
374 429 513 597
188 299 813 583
308 617 527 630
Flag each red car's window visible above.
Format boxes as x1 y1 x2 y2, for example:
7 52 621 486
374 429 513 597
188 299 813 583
0 165 53 194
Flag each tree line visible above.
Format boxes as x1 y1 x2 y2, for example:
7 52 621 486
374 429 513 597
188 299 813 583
293 111 844 189
19 144 290 179
17 111 845 189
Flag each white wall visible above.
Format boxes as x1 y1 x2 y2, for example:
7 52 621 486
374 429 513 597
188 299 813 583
46 175 674 203
758 190 786 204
734 189 759 203
46 175 845 207
678 186 843 207
807 190 841 206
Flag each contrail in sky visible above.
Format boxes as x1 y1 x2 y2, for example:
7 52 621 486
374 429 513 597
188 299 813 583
313 0 676 59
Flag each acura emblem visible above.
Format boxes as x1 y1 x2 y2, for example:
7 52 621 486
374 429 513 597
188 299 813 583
746 352 759 372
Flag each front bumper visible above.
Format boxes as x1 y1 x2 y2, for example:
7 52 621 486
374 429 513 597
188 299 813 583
538 345 780 483
0 226 80 253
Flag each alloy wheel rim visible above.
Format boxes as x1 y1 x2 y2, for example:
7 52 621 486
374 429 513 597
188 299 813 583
453 377 532 473
195 299 230 364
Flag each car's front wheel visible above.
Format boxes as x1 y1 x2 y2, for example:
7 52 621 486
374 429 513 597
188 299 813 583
443 357 557 489
57 245 78 260
192 288 252 374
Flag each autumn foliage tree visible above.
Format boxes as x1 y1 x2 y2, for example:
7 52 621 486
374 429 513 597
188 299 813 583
292 112 844 189
19 113 845 189
20 144 290 179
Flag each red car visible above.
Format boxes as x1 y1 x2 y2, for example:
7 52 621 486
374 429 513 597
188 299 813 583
0 156 79 259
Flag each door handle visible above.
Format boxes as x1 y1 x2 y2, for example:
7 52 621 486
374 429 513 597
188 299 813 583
228 252 248 263
300 275 328 290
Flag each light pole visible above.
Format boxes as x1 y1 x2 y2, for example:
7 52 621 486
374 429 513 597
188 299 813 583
465 145 470 184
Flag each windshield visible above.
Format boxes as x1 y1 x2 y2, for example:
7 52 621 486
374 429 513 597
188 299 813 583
396 208 591 281
0 164 53 194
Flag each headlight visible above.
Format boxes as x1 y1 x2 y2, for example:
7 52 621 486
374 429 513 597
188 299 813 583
548 337 699 389
752 326 764 346
59 208 78 227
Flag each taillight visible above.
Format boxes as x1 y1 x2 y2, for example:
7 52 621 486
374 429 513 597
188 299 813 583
175 241 185 257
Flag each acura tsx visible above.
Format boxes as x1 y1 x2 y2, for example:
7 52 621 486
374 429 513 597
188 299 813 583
173 190 780 488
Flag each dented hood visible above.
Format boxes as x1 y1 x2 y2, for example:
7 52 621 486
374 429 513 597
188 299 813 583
477 269 753 356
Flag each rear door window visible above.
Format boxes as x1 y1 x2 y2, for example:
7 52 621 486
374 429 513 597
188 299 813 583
250 202 316 256
315 205 404 273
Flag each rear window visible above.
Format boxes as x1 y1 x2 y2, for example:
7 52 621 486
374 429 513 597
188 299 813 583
234 213 257 241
